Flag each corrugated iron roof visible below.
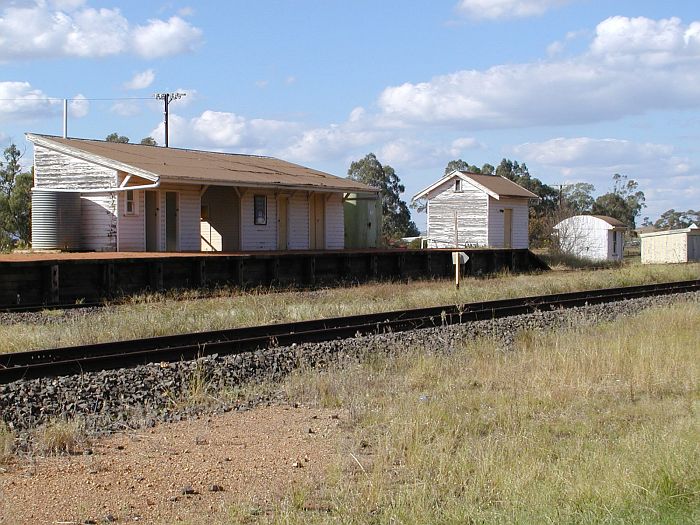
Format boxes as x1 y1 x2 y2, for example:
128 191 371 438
460 172 539 199
590 215 628 228
28 134 377 193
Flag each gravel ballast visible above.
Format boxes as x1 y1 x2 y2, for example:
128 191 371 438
1 292 698 442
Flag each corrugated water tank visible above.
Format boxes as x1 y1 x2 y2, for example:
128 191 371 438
31 189 81 250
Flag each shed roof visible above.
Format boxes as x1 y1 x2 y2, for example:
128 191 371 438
590 215 628 228
27 133 377 194
412 170 538 201
553 215 628 231
639 223 699 238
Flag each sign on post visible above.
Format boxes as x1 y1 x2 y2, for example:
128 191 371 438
452 252 469 289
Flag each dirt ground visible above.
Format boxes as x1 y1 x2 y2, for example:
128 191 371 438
0 405 345 525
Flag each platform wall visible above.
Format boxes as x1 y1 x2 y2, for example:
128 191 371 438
0 249 549 308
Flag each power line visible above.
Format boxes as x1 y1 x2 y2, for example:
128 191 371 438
0 96 154 101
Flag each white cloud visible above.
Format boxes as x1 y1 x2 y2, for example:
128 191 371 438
377 136 484 168
255 80 269 89
513 137 674 168
149 110 300 152
0 81 56 121
285 76 297 85
68 93 89 117
123 69 155 90
0 81 88 122
456 0 571 20
110 101 141 117
512 136 697 219
377 16 700 130
131 16 202 59
0 2 203 60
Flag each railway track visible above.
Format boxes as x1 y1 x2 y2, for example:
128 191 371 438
1 279 698 384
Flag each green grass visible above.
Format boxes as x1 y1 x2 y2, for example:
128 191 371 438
254 301 700 524
0 262 697 354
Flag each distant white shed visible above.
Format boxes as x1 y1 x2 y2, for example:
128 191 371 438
553 215 628 261
639 224 700 264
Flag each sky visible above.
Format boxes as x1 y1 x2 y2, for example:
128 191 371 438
1 0 700 229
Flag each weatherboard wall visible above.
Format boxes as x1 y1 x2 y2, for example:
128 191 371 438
486 197 530 249
425 177 489 248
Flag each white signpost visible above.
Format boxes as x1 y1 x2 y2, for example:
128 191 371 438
452 251 469 289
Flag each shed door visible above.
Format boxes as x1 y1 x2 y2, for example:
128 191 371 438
145 191 158 251
503 209 513 248
165 191 178 252
309 194 325 249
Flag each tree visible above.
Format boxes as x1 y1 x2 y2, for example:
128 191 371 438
561 182 595 214
481 163 495 175
444 159 483 175
348 153 419 240
0 144 32 249
105 132 129 143
653 209 699 230
140 137 157 146
591 173 645 228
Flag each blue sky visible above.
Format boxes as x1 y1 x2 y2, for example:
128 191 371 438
2 0 699 228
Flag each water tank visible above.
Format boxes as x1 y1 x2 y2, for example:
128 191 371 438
31 189 81 250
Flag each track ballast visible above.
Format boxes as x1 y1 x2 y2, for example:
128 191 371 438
1 279 698 384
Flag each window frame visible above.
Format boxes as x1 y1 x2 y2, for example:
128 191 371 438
125 189 136 215
253 195 267 225
454 179 462 193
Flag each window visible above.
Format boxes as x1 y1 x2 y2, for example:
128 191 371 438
612 231 618 254
254 195 267 225
125 189 135 215
455 179 462 192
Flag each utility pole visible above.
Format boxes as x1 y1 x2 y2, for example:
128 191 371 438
154 92 185 147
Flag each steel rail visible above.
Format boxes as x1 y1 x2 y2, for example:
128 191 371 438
1 280 698 383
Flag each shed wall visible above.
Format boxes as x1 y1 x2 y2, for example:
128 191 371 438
34 145 118 190
117 190 145 251
641 232 693 264
80 193 117 251
241 191 277 251
487 197 530 249
555 216 617 261
426 178 488 247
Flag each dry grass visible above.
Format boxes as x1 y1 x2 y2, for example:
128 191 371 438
0 422 14 464
257 301 700 524
1 263 698 355
34 418 87 455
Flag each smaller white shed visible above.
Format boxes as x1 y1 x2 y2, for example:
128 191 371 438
412 171 538 249
553 215 628 261
639 224 700 264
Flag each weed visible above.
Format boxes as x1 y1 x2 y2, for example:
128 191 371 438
268 301 700 524
34 418 86 455
0 421 15 463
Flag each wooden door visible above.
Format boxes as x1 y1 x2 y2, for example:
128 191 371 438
145 191 158 251
503 208 512 248
314 194 325 249
277 196 288 250
309 194 325 249
165 191 178 252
